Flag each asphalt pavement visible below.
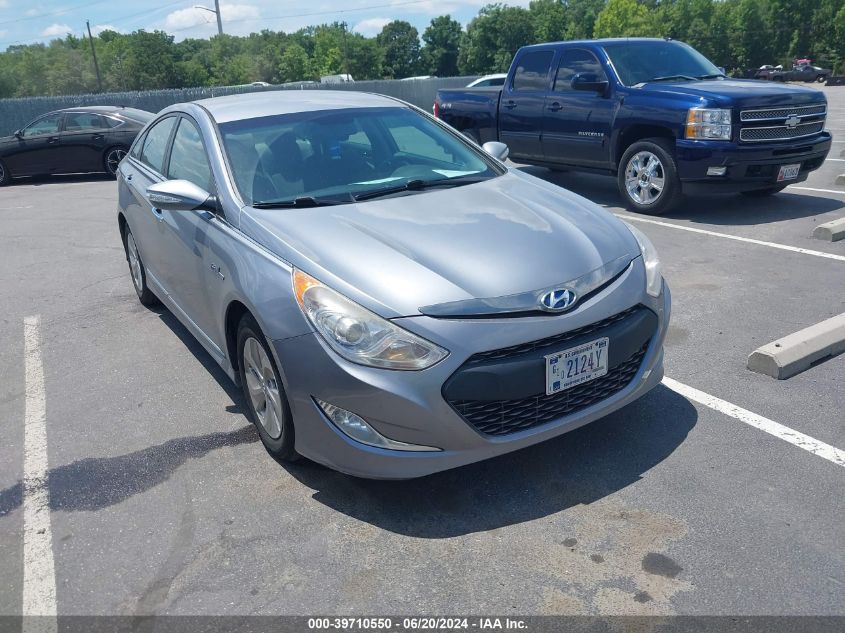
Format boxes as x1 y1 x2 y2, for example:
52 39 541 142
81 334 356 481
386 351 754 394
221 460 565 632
0 87 843 621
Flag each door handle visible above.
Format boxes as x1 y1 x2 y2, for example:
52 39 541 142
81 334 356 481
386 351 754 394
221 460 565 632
47 137 59 144
92 134 104 141
503 100 517 110
548 102 563 112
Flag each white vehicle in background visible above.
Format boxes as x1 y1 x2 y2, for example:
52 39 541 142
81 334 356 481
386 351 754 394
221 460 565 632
467 73 507 88
401 75 436 81
320 74 354 84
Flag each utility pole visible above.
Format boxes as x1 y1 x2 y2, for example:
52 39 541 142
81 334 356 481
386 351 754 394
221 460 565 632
195 0 223 35
86 20 103 92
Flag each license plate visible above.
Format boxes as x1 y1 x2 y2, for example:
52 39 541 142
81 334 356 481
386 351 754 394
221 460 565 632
545 337 609 396
777 163 801 182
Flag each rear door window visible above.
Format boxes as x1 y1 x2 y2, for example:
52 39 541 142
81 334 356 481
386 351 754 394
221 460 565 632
139 116 177 174
64 112 105 131
512 51 554 91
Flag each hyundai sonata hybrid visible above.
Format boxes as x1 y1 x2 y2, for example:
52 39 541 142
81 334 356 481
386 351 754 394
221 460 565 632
117 90 670 479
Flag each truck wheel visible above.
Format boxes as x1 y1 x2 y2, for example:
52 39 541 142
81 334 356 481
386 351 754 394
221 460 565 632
816 75 826 83
618 138 680 215
0 159 10 186
740 186 787 197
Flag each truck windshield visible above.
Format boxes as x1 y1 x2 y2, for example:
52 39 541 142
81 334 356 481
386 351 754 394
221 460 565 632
219 106 499 206
602 40 723 87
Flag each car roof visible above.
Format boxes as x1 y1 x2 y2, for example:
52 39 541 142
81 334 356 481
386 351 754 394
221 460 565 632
191 90 405 123
520 37 685 50
55 105 134 115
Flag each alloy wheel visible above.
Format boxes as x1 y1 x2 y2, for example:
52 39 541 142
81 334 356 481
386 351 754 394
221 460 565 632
624 151 665 206
242 336 283 440
106 148 127 175
126 233 144 294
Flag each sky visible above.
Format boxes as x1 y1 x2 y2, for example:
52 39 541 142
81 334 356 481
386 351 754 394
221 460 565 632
0 0 533 51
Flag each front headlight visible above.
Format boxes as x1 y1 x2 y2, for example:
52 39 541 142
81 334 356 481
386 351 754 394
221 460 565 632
624 223 663 297
685 107 732 140
293 269 449 370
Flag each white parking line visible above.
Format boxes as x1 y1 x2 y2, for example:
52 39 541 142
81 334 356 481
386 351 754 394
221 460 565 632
827 158 845 162
22 315 57 631
616 214 845 262
789 186 845 195
663 377 845 468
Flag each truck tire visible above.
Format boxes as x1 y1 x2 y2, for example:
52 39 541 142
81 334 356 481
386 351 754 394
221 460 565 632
618 138 680 215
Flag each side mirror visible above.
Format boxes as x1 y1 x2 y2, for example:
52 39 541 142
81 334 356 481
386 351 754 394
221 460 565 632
147 180 216 212
482 141 509 162
571 73 609 94
14 130 22 138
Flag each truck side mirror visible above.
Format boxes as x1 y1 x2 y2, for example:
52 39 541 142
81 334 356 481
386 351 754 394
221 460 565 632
571 73 609 94
14 129 22 138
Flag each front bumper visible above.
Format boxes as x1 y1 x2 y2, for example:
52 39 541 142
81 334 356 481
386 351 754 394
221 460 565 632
675 132 831 194
272 261 671 479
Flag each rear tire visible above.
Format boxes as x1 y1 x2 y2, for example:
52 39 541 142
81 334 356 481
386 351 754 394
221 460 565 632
104 146 128 178
740 186 787 197
123 227 159 306
0 159 10 186
237 314 298 462
617 138 680 215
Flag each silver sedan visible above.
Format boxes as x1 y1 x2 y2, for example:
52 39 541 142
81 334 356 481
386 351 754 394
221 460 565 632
117 90 670 479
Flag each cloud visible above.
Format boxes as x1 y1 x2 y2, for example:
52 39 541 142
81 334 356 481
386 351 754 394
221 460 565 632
163 3 260 32
91 24 122 36
40 23 73 38
352 17 392 36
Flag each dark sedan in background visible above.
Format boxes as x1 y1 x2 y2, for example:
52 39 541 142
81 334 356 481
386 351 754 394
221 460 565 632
0 105 153 185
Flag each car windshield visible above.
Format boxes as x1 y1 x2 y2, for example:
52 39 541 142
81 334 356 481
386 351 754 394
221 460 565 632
219 106 499 206
602 40 722 87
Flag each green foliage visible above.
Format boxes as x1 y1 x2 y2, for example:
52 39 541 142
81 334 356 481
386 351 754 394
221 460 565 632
0 0 843 98
594 0 660 38
421 15 463 76
377 21 420 78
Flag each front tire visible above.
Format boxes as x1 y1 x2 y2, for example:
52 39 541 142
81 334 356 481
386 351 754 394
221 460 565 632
104 146 128 178
618 138 680 215
123 228 159 306
0 159 10 186
237 314 298 462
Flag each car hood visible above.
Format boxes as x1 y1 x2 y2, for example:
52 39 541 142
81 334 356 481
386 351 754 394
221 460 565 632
240 170 640 318
640 79 826 108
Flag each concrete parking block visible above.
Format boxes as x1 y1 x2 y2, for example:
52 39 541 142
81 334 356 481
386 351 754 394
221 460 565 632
748 313 845 379
813 217 845 241
837 174 845 185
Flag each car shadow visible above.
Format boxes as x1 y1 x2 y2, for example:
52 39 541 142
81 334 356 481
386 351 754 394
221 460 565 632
283 385 697 538
10 172 114 187
518 165 845 225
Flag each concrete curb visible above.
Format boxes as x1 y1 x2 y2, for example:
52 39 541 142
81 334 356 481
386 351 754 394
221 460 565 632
748 313 845 379
837 174 845 185
813 217 845 241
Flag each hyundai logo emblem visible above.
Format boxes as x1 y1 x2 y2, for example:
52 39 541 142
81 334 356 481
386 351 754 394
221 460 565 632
539 288 577 312
785 115 800 129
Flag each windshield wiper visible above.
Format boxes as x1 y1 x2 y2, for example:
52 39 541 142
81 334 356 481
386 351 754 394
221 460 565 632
696 73 726 80
353 176 488 202
643 74 700 83
252 196 349 209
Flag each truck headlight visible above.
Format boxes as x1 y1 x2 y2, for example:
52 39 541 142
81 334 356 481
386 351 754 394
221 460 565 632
685 107 732 141
293 269 448 370
624 223 663 297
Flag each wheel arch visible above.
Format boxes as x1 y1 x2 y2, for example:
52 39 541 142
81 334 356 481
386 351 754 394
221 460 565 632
614 124 675 167
224 299 253 383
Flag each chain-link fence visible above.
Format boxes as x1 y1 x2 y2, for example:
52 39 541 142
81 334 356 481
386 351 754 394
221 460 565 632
0 77 478 136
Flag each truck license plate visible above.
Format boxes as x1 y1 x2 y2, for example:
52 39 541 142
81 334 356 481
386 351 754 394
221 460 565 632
777 163 801 182
545 337 609 396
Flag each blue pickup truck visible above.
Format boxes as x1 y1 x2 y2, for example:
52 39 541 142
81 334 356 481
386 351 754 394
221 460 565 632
435 38 832 214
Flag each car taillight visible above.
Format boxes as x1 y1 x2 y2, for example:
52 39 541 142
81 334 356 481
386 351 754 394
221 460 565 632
433 101 440 118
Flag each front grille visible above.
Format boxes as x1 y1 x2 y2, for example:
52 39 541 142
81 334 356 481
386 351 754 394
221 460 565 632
740 104 826 122
451 344 648 436
739 121 825 142
466 306 642 364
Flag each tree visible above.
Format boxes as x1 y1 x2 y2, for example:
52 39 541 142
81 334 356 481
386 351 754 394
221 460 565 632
459 4 535 74
593 0 660 38
529 0 568 42
278 43 311 82
377 21 420 78
421 15 462 76
730 0 772 69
